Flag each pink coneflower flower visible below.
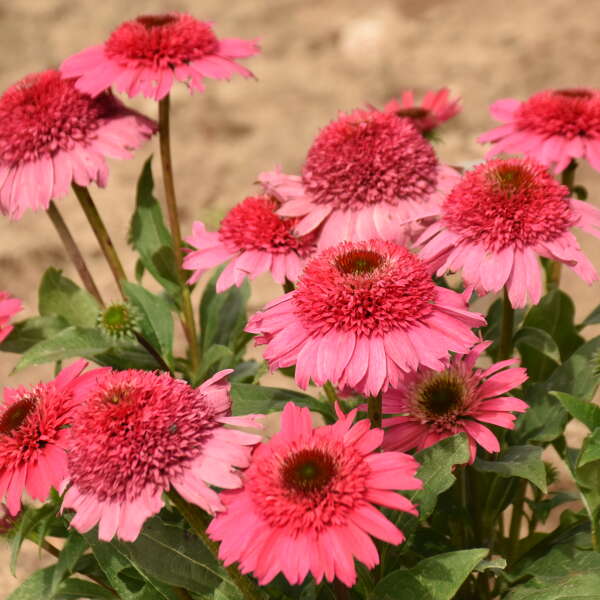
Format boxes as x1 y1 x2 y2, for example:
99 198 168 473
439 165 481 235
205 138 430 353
63 369 260 542
259 108 460 249
478 89 600 173
183 195 317 292
382 341 528 462
208 402 421 587
383 87 461 134
247 240 485 397
0 292 22 344
0 70 155 220
61 13 259 101
418 158 600 308
0 360 98 515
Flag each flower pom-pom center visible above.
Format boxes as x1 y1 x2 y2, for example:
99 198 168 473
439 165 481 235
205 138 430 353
136 14 179 29
0 396 37 435
334 249 384 276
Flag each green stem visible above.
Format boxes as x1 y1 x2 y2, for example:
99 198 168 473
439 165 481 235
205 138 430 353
133 331 173 375
548 160 578 290
323 381 339 404
507 480 527 563
72 183 127 296
158 95 200 374
367 392 382 428
498 287 514 361
167 490 264 600
47 201 104 305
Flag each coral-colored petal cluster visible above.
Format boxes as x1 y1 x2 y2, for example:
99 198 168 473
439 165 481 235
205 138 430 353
418 158 600 307
63 369 260 542
383 341 528 462
384 87 461 133
247 239 485 396
259 108 460 249
61 13 259 101
478 89 600 173
0 292 22 344
0 70 155 219
183 196 317 292
208 402 422 587
0 360 98 515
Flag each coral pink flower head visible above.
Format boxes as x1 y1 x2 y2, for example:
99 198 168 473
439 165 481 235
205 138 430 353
208 402 422 587
61 13 259 101
0 359 98 515
259 108 460 249
0 70 155 220
0 292 22 343
247 239 486 397
383 87 461 134
478 89 600 173
382 341 528 463
183 195 317 292
418 158 600 308
63 369 260 542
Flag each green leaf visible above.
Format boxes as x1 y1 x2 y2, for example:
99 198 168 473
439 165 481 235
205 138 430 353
553 391 600 431
50 530 88 595
113 517 232 595
122 281 174 366
15 326 112 370
580 303 600 329
579 429 600 468
10 503 59 576
199 267 251 355
230 383 335 420
473 445 547 492
523 289 584 360
53 578 116 599
0 315 69 354
514 326 560 381
7 566 54 600
129 158 180 298
374 548 488 600
38 268 100 328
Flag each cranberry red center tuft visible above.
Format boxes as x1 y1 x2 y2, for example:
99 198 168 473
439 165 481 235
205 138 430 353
0 397 37 435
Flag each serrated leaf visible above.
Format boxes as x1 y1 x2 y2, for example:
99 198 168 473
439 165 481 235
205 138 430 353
129 158 180 298
15 326 112 371
553 391 600 431
122 281 174 367
374 548 488 600
112 517 232 595
230 383 334 420
0 315 69 354
38 268 100 328
473 445 547 492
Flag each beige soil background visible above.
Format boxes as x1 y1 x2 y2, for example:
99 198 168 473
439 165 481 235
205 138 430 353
1 0 600 596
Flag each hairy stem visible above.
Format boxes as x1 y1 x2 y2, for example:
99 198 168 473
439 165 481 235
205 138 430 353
167 490 264 600
47 201 103 305
368 392 382 429
72 184 127 296
158 95 200 373
498 287 514 361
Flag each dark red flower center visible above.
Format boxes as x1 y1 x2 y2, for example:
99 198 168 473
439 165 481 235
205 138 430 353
302 109 439 210
105 13 219 67
0 397 37 435
554 89 594 99
417 372 465 418
281 448 337 493
334 249 384 275
395 107 430 119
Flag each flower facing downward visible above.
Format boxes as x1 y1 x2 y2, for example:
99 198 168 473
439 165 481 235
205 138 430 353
418 158 600 308
382 342 528 462
247 240 485 397
63 369 260 542
0 70 155 220
183 196 317 292
259 109 460 249
0 292 22 344
207 403 422 587
61 13 259 101
0 360 98 515
383 88 461 134
478 89 600 173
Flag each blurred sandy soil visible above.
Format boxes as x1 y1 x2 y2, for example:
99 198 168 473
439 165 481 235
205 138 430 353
1 0 600 596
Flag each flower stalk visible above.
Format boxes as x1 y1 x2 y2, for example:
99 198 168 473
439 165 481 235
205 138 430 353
158 94 200 373
368 392 383 429
498 287 514 361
